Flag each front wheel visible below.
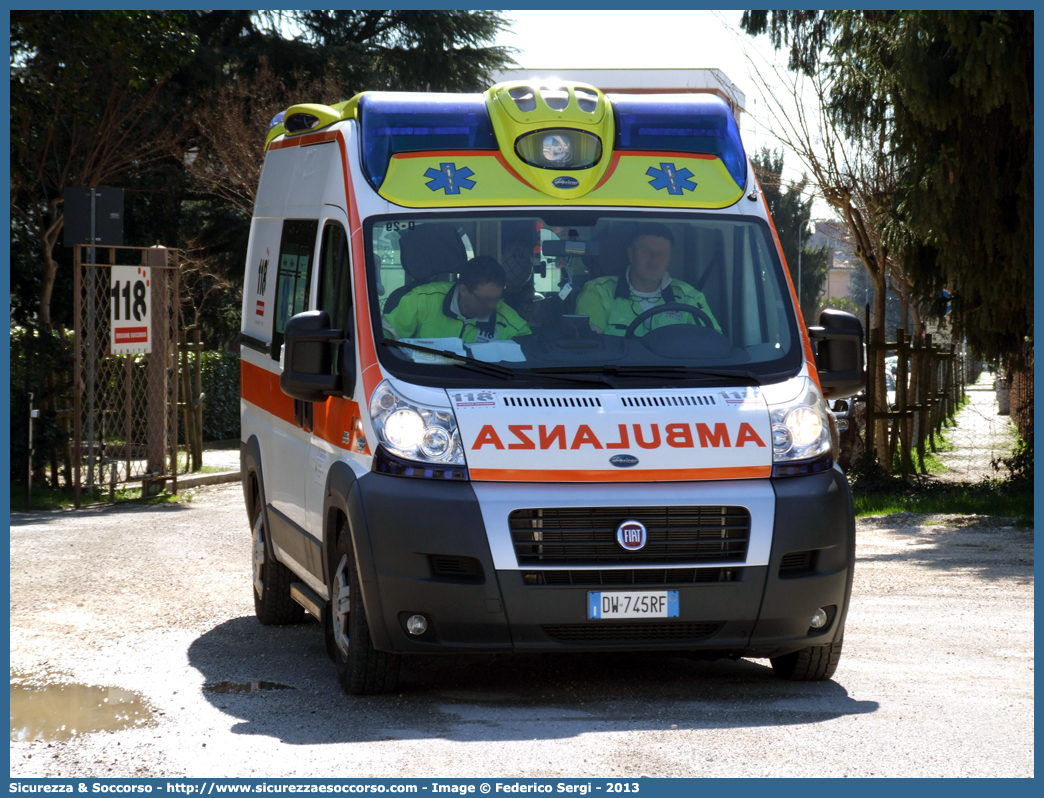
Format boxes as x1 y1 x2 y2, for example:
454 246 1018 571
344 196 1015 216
250 488 304 626
770 635 843 681
329 524 401 695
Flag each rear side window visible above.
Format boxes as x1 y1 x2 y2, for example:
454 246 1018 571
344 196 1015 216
272 219 319 359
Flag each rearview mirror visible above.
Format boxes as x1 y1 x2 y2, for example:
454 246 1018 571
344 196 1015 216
542 239 600 257
809 309 864 399
280 311 347 403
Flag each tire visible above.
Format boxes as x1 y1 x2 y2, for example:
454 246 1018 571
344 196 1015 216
329 523 401 695
770 635 843 681
250 488 304 626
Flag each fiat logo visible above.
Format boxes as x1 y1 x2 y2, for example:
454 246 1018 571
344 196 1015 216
616 520 647 551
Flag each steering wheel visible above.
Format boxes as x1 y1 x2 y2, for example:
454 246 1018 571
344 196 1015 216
623 302 717 338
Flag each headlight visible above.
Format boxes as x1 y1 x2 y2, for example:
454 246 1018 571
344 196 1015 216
768 378 834 464
383 408 424 450
369 381 465 467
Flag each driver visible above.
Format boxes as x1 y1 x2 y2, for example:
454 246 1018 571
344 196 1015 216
575 223 720 336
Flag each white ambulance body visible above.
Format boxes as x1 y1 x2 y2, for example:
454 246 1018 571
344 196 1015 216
240 83 864 694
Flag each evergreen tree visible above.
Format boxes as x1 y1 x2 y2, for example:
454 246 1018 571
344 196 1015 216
740 10 1032 359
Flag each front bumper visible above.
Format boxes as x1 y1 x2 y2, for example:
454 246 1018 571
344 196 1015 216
346 469 853 656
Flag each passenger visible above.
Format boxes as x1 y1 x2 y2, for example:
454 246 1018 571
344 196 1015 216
382 255 531 344
575 223 721 336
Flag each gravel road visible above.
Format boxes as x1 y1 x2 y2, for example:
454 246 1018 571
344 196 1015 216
9 483 1034 778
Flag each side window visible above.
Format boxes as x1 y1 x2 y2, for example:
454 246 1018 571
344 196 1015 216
318 221 351 331
272 219 319 360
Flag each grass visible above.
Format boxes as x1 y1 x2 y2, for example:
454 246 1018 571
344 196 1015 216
918 454 946 475
890 428 955 476
181 463 229 475
854 480 1033 525
10 482 189 511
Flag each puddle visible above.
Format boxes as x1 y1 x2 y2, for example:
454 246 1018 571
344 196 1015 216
10 682 154 742
203 681 295 694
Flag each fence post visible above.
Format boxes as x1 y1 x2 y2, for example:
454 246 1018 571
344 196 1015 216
73 247 82 509
915 336 928 473
194 327 204 466
944 345 955 424
124 355 133 484
144 248 170 492
26 390 34 506
896 329 912 479
169 250 179 496
867 323 879 466
179 331 191 472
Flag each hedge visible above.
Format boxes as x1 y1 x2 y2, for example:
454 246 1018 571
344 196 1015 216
199 350 241 441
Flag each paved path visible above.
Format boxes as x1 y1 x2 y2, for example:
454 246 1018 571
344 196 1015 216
934 372 1017 482
200 444 241 473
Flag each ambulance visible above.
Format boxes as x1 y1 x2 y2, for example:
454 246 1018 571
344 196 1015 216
239 82 864 694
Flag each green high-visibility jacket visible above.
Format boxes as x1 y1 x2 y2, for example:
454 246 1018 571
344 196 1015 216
382 281 531 343
575 275 721 336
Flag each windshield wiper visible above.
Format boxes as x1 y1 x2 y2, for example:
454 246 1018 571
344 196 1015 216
608 365 761 384
384 340 619 387
531 364 761 385
382 339 516 380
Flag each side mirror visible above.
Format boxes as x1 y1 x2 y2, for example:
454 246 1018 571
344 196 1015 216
808 309 864 399
280 311 346 403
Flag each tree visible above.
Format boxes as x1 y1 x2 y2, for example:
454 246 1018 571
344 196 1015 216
292 10 515 94
751 148 829 323
185 59 343 219
10 11 198 327
740 13 948 468
178 11 515 347
740 10 1032 361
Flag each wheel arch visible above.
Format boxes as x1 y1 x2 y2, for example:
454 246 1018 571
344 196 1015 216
241 435 267 526
323 462 394 651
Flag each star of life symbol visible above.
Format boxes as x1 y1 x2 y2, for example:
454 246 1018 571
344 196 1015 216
646 162 697 195
424 163 476 195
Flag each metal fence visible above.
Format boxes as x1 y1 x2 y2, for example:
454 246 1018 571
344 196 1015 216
73 245 179 506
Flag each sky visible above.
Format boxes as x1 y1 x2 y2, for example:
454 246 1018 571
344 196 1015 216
495 10 832 218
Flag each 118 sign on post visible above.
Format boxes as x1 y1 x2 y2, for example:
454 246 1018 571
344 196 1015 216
110 265 152 354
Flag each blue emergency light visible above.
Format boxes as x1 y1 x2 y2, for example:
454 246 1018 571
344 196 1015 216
355 90 748 193
609 94 748 190
358 93 497 190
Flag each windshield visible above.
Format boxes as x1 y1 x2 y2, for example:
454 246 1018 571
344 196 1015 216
366 211 801 387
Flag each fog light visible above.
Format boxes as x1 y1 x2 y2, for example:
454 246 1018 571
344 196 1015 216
810 608 828 629
406 614 428 635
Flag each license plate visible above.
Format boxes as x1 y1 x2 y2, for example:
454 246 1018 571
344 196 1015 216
588 591 679 619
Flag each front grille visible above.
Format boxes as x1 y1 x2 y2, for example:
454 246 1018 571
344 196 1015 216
510 506 750 566
542 622 724 643
523 568 739 586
